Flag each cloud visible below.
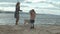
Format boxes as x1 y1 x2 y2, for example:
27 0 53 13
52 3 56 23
0 0 24 3
24 0 47 2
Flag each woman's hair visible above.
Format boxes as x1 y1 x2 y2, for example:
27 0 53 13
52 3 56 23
16 2 20 6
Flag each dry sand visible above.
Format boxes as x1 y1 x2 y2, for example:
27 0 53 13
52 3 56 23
0 25 60 34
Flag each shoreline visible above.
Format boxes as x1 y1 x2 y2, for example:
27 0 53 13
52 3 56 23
0 25 60 34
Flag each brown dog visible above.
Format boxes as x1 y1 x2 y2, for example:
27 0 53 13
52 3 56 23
24 19 30 25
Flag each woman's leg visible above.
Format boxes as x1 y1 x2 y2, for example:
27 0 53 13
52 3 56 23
16 18 19 25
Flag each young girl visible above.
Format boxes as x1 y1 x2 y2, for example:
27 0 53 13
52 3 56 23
30 9 36 29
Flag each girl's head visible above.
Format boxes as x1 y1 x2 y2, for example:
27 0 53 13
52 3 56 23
30 9 36 14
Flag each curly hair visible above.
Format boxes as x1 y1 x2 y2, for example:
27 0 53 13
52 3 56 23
30 9 36 14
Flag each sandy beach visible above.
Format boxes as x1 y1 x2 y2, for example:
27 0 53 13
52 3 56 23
0 25 60 34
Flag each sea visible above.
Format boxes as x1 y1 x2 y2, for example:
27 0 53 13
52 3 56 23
0 11 60 26
0 0 60 26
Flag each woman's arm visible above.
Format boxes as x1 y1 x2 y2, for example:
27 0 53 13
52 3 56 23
18 5 22 11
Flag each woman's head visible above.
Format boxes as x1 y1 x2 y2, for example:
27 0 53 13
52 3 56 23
16 2 20 6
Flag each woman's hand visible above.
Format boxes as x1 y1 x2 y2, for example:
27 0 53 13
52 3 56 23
19 10 22 11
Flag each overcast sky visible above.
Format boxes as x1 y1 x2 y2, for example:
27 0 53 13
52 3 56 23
0 0 60 3
0 0 60 15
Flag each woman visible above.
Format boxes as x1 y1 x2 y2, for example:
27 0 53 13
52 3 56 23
14 2 21 25
30 9 36 29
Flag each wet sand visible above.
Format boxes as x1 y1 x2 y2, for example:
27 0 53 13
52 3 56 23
0 25 60 34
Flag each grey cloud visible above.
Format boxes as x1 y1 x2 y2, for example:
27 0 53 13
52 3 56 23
0 0 24 3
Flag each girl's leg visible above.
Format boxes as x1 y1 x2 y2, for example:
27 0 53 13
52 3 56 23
32 23 34 28
30 23 34 29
